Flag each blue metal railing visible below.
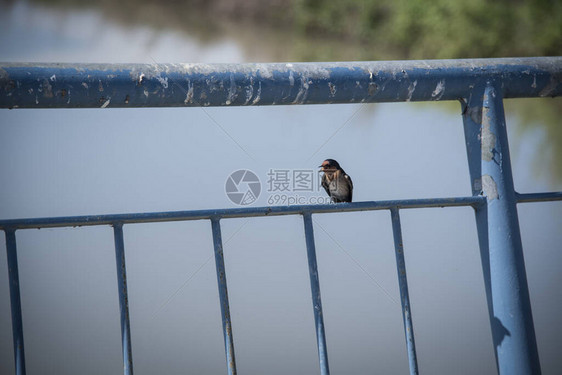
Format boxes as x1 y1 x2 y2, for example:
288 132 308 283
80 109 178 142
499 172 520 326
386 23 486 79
1 57 561 375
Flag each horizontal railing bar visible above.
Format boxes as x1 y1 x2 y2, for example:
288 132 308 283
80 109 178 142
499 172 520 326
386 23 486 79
0 196 485 230
516 191 562 203
1 57 561 109
2 190 559 231
0 191 558 230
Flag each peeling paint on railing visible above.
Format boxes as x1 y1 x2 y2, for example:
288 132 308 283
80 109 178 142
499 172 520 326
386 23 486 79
1 58 561 109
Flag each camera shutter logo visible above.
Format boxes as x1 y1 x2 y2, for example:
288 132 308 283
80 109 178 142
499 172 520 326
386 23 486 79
225 170 261 205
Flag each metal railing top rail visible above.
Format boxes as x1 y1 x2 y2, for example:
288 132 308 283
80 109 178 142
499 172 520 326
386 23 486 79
1 192 560 231
0 196 484 230
1 57 561 109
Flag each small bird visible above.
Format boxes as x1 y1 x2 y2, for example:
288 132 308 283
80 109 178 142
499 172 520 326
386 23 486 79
319 159 353 203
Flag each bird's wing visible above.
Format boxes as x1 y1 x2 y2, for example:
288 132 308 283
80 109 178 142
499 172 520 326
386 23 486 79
344 173 353 190
344 173 353 201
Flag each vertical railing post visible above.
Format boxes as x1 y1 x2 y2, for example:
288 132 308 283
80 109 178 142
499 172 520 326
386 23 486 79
302 213 330 375
461 87 499 370
461 84 541 374
210 218 237 375
389 208 419 375
113 223 134 375
5 229 27 375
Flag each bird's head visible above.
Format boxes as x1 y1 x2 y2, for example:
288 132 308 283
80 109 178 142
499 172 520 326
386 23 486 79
319 159 341 173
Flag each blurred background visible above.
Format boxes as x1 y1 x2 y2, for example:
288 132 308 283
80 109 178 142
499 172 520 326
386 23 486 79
0 0 561 374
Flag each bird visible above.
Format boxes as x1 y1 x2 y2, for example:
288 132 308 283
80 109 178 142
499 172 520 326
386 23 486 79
319 159 353 203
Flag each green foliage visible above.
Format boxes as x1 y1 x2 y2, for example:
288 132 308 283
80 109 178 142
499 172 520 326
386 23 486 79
293 0 562 59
